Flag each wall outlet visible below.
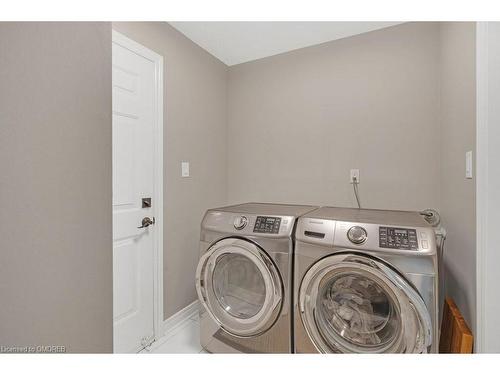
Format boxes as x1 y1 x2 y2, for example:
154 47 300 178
350 169 360 184
465 151 473 179
181 161 190 177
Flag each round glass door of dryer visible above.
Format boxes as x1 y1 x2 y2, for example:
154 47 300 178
196 238 283 337
299 253 432 353
212 253 266 319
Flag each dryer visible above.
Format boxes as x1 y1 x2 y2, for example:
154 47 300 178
294 207 438 353
196 203 318 353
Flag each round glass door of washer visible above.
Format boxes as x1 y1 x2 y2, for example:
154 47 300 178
316 270 401 350
299 253 432 353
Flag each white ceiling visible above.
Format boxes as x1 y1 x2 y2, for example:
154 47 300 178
169 22 403 66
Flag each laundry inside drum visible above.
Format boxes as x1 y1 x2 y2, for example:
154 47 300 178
315 270 403 351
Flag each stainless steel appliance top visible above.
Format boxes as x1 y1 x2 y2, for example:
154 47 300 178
212 202 319 218
304 206 432 228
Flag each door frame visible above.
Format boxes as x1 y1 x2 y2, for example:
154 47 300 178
476 21 500 353
112 30 164 345
475 21 487 354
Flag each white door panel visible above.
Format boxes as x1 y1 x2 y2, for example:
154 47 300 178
112 37 157 353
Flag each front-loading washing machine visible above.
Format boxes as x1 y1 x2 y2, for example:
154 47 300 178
294 207 439 353
196 202 318 353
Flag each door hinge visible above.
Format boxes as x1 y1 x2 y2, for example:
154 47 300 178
140 335 155 351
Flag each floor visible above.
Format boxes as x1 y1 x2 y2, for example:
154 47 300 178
141 311 207 354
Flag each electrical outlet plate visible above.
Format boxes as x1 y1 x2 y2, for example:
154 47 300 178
350 169 360 184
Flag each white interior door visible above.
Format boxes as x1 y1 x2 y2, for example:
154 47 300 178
112 32 162 353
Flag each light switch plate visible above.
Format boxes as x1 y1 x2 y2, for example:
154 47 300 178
181 161 190 177
465 151 472 178
465 151 473 179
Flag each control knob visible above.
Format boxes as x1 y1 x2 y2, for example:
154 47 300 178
347 226 367 244
233 216 248 230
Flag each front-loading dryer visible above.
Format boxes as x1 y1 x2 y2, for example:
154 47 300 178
196 203 318 353
294 207 439 353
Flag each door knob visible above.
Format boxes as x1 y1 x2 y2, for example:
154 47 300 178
138 217 155 229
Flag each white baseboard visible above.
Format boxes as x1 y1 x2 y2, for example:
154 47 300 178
162 300 200 338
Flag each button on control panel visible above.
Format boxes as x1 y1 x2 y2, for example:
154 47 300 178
253 216 281 234
379 226 418 250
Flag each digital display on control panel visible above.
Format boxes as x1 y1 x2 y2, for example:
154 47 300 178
253 216 281 234
379 227 418 250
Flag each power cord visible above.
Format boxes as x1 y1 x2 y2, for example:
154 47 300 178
352 176 361 209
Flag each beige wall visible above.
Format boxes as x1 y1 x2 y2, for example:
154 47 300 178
439 22 476 333
227 22 441 211
112 22 228 319
0 23 112 352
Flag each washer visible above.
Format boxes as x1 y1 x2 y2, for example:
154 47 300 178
294 207 439 353
196 202 318 353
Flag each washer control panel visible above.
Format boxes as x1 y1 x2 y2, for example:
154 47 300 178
379 226 418 250
253 216 281 234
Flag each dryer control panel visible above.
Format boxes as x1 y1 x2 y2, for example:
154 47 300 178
253 216 281 234
379 226 418 250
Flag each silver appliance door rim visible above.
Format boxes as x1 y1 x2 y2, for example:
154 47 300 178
195 237 283 337
299 252 432 353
